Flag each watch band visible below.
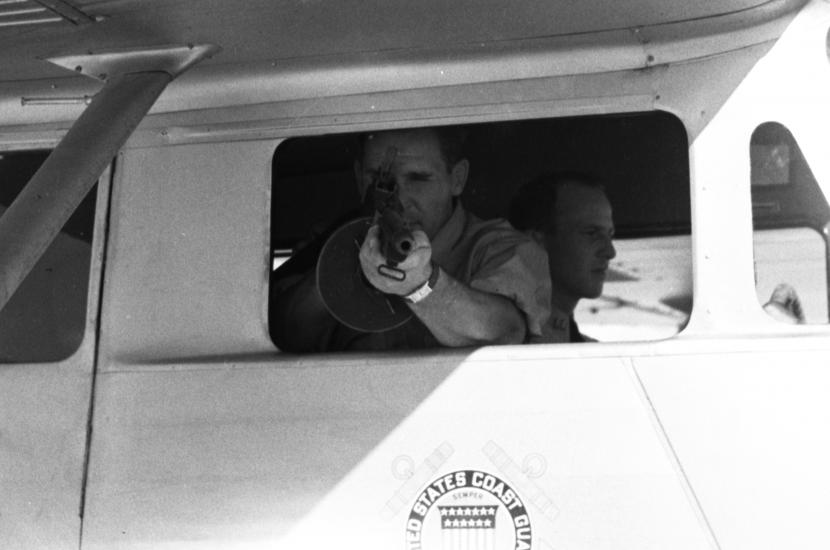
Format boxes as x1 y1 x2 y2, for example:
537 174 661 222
403 261 440 304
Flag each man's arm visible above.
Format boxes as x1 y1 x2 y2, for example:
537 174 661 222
360 225 527 346
409 266 526 345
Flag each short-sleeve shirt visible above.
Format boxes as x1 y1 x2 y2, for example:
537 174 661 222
327 203 550 350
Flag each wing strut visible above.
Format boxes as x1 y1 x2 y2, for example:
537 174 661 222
0 45 218 311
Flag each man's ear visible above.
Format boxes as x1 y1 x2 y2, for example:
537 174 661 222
450 158 469 196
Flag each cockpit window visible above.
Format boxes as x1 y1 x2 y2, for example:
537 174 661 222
751 122 830 324
269 112 691 350
0 151 97 362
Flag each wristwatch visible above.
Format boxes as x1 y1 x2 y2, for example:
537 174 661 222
403 261 440 304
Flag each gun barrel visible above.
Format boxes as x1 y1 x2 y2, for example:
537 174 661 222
378 208 414 266
386 228 414 264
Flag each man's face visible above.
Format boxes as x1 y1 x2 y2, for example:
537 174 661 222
544 184 616 310
359 129 467 240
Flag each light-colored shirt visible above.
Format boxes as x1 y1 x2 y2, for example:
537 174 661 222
533 304 597 344
329 202 551 350
431 202 551 339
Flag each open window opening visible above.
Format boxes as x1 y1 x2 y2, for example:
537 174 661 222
269 112 691 351
751 121 830 324
0 150 97 362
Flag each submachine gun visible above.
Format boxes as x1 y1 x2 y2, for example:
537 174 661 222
316 147 416 332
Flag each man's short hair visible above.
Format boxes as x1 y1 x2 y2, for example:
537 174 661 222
359 126 468 172
509 171 606 234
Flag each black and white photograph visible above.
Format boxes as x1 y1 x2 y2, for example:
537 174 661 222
2 1 830 548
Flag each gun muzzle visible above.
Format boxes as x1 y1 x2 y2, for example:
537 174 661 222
378 208 414 266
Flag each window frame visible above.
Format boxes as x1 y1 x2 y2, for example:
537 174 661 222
0 143 112 365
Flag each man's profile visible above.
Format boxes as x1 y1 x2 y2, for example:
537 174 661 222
270 126 550 352
509 171 616 343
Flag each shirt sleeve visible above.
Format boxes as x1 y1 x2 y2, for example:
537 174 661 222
467 225 551 339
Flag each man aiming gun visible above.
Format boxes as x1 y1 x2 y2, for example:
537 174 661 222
270 126 550 352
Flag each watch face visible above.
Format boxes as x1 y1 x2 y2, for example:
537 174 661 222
405 283 431 304
405 263 438 304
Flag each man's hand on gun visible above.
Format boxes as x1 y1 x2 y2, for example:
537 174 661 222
360 225 432 295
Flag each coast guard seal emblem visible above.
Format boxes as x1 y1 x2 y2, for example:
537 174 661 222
406 470 532 550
